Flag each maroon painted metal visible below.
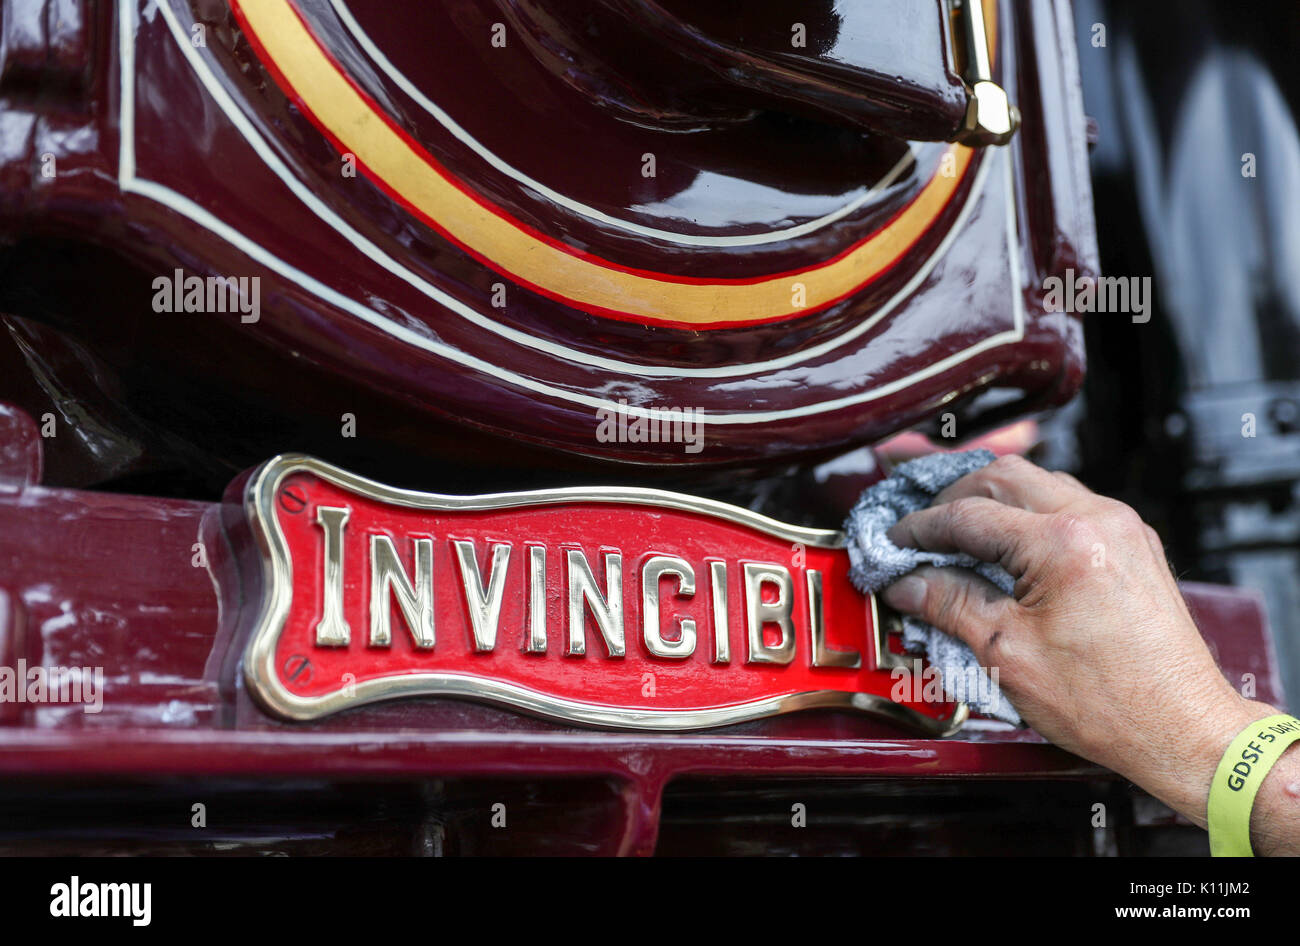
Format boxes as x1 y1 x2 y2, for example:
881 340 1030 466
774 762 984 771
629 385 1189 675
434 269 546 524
0 409 1283 853
0 0 1091 471
0 403 39 487
0 0 1279 856
495 0 972 140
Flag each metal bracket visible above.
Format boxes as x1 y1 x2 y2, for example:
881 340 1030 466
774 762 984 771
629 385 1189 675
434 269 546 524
952 0 1020 146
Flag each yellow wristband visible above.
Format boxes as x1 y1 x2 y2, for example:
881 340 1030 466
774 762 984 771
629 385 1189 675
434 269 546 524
1208 713 1300 856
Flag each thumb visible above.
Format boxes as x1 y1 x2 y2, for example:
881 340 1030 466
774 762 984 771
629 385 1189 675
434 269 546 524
880 565 1016 656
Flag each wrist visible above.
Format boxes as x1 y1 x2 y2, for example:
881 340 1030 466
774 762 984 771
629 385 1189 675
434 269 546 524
1186 696 1299 855
1123 688 1263 831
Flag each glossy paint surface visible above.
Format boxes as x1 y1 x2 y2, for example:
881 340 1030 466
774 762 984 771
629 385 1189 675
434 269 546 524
497 0 971 141
230 0 982 328
0 0 1194 854
0 0 1092 466
0 412 1286 853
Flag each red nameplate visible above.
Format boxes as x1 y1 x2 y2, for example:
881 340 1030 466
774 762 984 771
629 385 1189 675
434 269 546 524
238 455 965 733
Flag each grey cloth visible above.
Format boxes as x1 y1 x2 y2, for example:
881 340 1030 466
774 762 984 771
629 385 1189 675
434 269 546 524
844 448 1022 725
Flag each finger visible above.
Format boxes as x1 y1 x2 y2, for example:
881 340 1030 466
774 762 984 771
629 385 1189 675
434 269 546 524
887 496 1038 576
1050 470 1089 492
932 455 1086 513
881 565 1018 655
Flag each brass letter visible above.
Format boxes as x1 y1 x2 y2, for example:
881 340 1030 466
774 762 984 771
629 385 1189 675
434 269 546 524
370 534 435 649
566 550 624 657
744 563 795 665
641 555 697 659
314 506 351 646
453 539 512 652
807 570 860 668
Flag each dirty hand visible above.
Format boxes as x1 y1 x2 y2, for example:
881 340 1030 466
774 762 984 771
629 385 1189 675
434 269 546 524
880 455 1299 854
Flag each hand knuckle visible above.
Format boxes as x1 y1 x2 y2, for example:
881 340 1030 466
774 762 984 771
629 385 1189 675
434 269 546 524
986 455 1030 486
1050 512 1103 561
946 497 986 530
990 453 1029 473
1052 470 1082 489
1101 500 1146 536
979 461 1021 502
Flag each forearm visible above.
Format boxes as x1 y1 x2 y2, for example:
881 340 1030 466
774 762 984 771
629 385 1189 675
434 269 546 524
1120 693 1300 855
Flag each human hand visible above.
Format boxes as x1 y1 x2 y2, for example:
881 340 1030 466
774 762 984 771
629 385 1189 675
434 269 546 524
880 454 1299 853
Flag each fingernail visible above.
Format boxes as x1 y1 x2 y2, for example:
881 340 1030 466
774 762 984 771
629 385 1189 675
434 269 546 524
882 574 927 613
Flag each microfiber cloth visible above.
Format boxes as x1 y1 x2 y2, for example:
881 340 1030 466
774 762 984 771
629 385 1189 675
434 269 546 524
844 448 1022 725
